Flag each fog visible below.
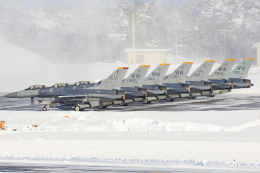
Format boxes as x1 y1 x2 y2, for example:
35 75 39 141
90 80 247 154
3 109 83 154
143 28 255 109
1 0 260 91
1 0 259 64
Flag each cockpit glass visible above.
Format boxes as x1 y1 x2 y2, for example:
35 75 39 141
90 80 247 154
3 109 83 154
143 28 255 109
73 81 89 86
25 85 45 90
51 83 69 88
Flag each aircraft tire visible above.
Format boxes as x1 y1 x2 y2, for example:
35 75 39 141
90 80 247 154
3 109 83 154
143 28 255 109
120 102 127 106
75 106 80 111
42 107 47 111
166 97 172 102
98 105 107 109
143 99 149 104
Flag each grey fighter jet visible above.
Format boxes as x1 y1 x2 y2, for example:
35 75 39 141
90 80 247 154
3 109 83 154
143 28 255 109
229 58 255 88
5 67 129 111
140 63 178 103
185 59 235 98
100 65 151 107
178 60 216 99
114 63 172 105
207 59 236 90
163 61 213 101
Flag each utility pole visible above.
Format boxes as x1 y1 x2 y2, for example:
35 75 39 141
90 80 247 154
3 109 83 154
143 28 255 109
175 33 177 57
195 25 199 59
219 29 230 59
174 15 178 57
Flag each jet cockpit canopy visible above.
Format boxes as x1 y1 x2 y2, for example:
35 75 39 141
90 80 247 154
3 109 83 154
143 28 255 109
52 83 70 88
74 81 90 86
25 85 45 90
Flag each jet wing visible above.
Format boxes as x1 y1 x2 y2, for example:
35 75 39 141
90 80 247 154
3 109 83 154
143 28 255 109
58 95 86 98
125 92 145 97
212 84 232 90
190 85 211 92
233 83 250 88
147 90 166 95
58 94 123 99
167 88 189 94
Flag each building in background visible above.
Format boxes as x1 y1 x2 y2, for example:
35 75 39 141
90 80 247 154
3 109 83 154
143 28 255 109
125 6 170 64
253 42 260 67
125 49 170 64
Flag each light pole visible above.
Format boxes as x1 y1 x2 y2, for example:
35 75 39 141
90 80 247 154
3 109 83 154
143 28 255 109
195 25 198 59
219 29 231 59
174 15 178 57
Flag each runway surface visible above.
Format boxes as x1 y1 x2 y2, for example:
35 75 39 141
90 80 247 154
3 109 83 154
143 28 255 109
0 162 251 173
1 92 259 112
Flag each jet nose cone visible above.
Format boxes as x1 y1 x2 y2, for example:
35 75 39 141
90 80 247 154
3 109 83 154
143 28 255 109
4 92 19 98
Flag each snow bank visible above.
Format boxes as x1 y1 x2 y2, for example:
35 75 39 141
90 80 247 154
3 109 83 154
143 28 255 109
85 117 224 132
0 110 260 170
225 119 260 132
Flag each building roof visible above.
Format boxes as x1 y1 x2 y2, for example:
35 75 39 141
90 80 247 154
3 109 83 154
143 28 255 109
124 49 171 53
253 42 260 47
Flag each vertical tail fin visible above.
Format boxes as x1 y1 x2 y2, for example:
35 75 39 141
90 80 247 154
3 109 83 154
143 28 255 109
188 60 215 81
208 59 236 80
143 63 170 85
100 67 128 89
163 62 193 84
229 58 255 79
121 65 150 87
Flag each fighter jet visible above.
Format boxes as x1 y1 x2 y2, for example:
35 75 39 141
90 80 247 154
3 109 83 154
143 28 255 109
113 63 173 105
5 67 129 111
185 59 235 98
229 58 255 88
163 61 213 101
100 65 151 107
207 59 236 90
186 60 215 99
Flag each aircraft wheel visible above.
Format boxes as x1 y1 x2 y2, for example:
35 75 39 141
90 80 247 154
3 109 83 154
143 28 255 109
98 105 107 109
120 102 127 106
75 106 80 111
42 107 47 111
143 99 149 104
166 97 172 102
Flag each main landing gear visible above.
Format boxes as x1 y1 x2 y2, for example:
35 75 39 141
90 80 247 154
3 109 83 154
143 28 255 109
143 99 151 104
166 97 174 102
74 106 84 111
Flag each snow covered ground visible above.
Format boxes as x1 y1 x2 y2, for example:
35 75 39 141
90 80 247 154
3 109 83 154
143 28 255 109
0 110 260 171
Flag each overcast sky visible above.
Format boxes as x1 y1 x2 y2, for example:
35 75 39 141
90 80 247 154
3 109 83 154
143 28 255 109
0 0 188 6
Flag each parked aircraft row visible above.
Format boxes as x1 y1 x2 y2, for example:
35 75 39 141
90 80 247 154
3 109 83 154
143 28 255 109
4 58 255 111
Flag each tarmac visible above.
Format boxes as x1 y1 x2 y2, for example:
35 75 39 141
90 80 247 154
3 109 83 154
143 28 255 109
0 92 259 112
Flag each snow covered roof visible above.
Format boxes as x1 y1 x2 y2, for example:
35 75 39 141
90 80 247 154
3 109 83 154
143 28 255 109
253 42 260 48
124 49 171 53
